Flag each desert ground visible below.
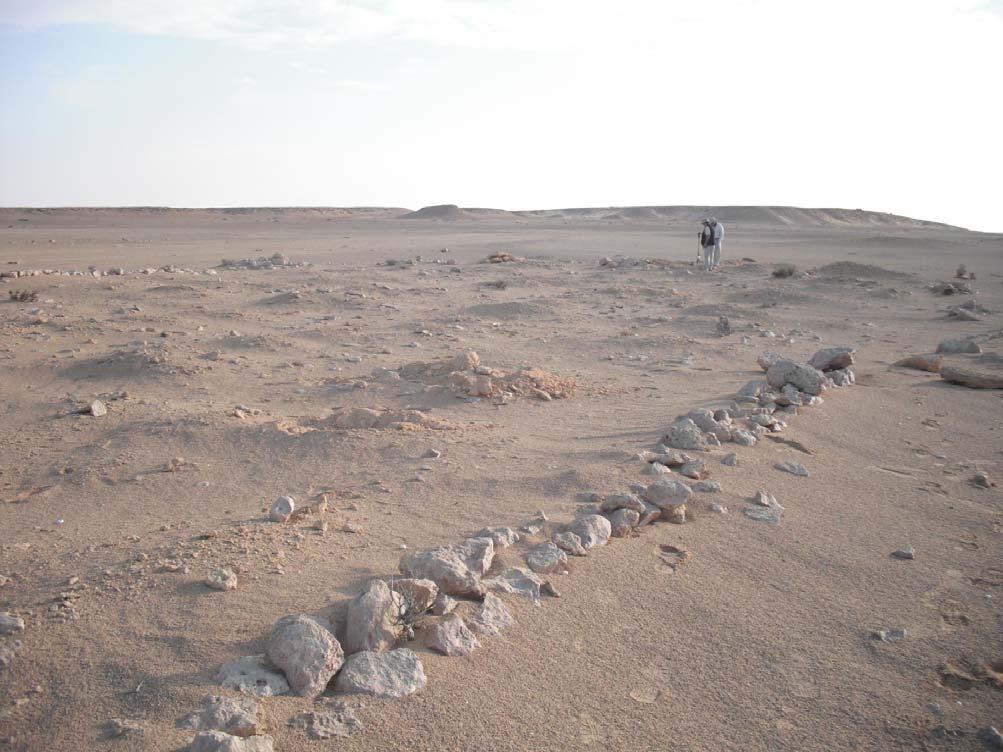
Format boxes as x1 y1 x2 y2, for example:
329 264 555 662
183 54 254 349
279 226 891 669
0 206 1001 751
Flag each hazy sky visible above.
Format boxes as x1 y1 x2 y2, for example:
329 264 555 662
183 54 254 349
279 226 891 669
1 1 1000 230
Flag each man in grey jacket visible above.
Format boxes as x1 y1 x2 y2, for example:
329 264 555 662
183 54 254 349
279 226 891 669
700 217 725 271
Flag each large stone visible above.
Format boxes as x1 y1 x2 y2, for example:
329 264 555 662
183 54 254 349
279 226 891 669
333 649 426 698
808 346 855 371
662 418 707 450
344 580 402 655
599 493 646 514
468 594 514 636
0 613 24 635
389 578 439 613
642 479 692 508
425 614 480 657
936 338 981 354
893 353 943 373
474 527 519 548
565 515 612 549
766 359 828 395
483 568 544 603
525 542 568 574
940 366 1003 389
265 615 344 699
398 537 495 597
684 408 719 432
216 655 290 697
608 508 640 537
552 531 587 556
268 496 295 523
178 696 261 738
186 731 275 752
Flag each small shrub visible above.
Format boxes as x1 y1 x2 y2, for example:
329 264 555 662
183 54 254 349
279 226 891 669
8 289 38 302
772 263 796 278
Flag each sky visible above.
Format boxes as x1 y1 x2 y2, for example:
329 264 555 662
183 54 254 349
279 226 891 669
1 0 1001 230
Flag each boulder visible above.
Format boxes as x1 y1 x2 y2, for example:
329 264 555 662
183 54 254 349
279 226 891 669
333 649 426 698
425 614 480 657
893 353 943 373
186 731 274 752
265 615 344 699
608 508 640 537
468 594 514 636
936 338 981 354
288 707 360 739
178 696 261 738
662 418 707 450
525 542 568 574
808 346 855 371
344 580 402 655
474 527 519 548
552 531 587 556
398 537 495 597
940 366 1003 389
599 493 646 514
268 496 295 523
216 655 290 697
642 479 692 508
430 592 457 615
565 515 612 549
766 359 828 395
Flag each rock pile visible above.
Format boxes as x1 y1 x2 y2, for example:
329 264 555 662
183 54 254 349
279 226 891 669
217 253 307 271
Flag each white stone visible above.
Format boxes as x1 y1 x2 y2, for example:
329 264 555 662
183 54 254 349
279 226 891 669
186 731 274 752
344 580 402 655
425 614 479 657
268 496 295 523
205 569 238 592
179 695 261 737
398 537 495 597
333 649 426 698
265 615 344 699
608 508 640 536
552 531 587 556
525 542 568 574
565 515 612 549
468 594 514 636
216 655 290 697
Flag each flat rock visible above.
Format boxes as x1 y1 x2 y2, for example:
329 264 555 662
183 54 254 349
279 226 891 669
940 366 1003 389
891 546 915 560
425 613 480 656
344 580 402 655
186 731 275 752
468 594 514 636
692 480 721 493
266 615 344 699
607 508 640 537
474 527 519 548
334 649 426 698
552 531 588 556
483 567 544 603
216 655 290 697
775 461 810 477
205 568 238 592
743 490 784 524
642 479 692 508
808 346 855 371
268 496 295 523
525 542 568 574
678 461 705 479
288 707 360 739
565 515 612 549
936 338 981 354
105 718 145 738
893 353 943 372
871 627 907 642
179 696 261 737
398 537 495 597
600 493 646 514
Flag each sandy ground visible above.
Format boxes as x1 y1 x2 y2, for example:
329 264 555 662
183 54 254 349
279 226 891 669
0 208 1001 751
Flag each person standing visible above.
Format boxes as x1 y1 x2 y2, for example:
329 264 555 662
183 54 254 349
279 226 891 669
706 217 724 270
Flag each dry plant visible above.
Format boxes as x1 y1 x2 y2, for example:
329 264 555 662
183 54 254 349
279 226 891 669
772 263 797 278
8 289 38 302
